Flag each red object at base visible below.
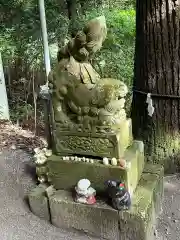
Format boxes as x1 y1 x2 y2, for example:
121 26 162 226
87 195 96 205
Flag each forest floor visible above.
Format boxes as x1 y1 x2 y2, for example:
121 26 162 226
0 121 179 240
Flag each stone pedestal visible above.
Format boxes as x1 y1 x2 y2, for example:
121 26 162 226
47 140 144 196
54 119 133 159
28 164 163 240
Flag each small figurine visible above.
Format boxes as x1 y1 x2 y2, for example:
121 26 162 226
105 180 131 211
75 179 96 205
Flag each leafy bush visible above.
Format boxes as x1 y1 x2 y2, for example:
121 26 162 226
0 1 135 123
0 0 69 68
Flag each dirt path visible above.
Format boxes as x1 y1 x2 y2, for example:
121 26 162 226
156 175 180 240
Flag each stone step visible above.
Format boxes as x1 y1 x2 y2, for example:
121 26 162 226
47 140 144 196
28 163 163 240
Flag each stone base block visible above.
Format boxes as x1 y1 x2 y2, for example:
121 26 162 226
28 164 163 240
50 190 119 239
48 164 163 240
119 164 164 240
28 183 50 221
47 140 144 196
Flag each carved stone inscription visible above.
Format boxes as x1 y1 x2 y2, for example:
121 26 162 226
55 135 116 158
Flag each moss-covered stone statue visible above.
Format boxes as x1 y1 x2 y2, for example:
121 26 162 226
48 16 130 158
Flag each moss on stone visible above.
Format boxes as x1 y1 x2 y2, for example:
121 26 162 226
47 163 163 240
47 140 144 195
28 183 50 221
118 164 163 240
28 162 163 240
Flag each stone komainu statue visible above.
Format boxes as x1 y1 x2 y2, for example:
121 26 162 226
48 16 128 134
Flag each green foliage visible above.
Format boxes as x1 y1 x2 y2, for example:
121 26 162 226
1 2 135 84
0 0 69 68
10 102 34 122
0 0 135 122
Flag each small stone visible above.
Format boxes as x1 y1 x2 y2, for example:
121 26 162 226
111 158 117 166
11 144 16 150
42 148 47 153
38 176 46 183
173 219 178 223
86 158 90 163
35 156 47 165
119 159 126 168
34 147 41 154
103 157 109 165
45 149 52 157
90 159 94 164
154 229 158 237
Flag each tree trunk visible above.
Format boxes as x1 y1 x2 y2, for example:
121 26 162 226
0 52 10 120
132 0 180 173
66 0 77 20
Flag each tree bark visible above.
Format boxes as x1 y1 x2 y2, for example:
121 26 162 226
66 0 77 20
132 0 180 173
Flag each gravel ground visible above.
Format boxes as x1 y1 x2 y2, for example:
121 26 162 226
156 175 180 240
0 149 99 240
0 148 179 240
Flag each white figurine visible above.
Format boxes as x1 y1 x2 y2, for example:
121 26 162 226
75 179 96 205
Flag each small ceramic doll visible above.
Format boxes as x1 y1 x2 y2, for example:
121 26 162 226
75 179 96 205
105 180 131 211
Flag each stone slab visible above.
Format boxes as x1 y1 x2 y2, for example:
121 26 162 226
47 140 144 196
28 183 50 221
53 118 133 158
50 191 119 240
48 163 163 240
119 170 163 240
143 163 164 213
